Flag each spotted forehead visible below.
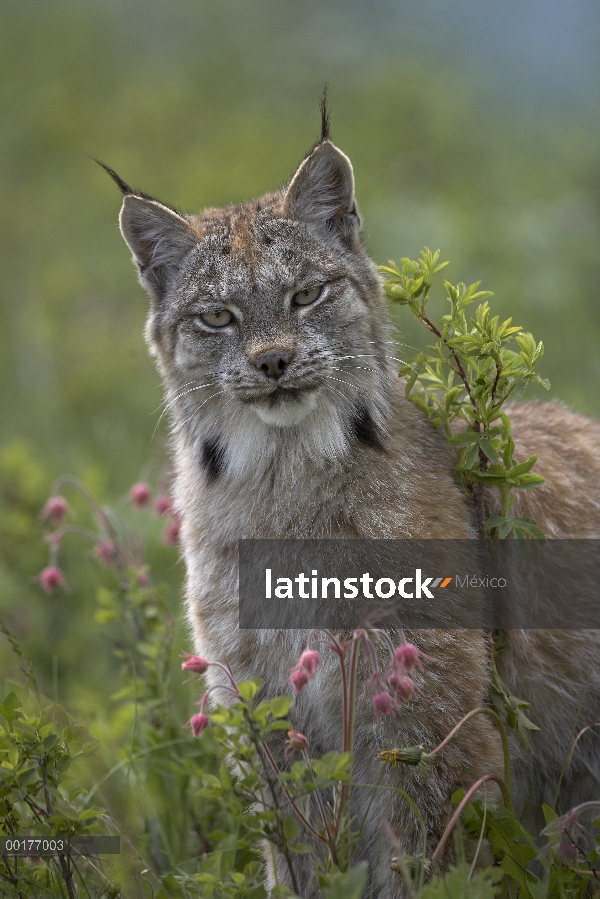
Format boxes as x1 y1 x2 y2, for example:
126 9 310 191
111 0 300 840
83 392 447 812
180 210 339 301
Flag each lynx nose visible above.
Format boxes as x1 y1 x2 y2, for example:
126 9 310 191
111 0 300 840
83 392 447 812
253 350 291 380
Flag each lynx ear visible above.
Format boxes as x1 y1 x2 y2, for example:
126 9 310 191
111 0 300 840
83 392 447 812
119 195 197 303
282 140 360 248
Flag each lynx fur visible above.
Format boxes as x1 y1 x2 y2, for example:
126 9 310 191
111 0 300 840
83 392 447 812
103 112 600 896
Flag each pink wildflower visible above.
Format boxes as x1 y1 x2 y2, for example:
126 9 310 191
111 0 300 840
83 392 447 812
290 668 310 693
130 482 151 509
39 566 65 595
393 643 423 674
286 728 308 756
372 691 394 721
95 540 117 567
164 517 181 545
542 802 600 865
181 653 209 675
186 713 209 737
289 647 321 693
298 649 320 677
155 494 172 516
137 571 151 587
389 674 417 703
40 496 68 524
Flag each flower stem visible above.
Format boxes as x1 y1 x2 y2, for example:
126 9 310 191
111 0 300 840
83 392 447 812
430 773 510 865
429 707 512 811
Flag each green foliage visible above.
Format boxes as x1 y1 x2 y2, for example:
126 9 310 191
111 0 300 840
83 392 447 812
381 254 546 747
380 249 550 540
421 864 503 899
0 690 114 896
2 475 600 897
488 650 540 753
380 248 550 538
318 862 369 899
455 793 600 899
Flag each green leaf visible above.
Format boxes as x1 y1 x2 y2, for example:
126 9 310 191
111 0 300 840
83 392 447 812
78 808 100 821
542 803 558 826
0 692 21 723
421 864 503 898
283 815 299 843
510 473 545 489
507 455 538 478
510 518 546 540
17 766 37 787
478 438 499 464
219 761 232 791
320 863 369 899
63 724 90 744
237 679 263 701
268 696 293 719
449 430 480 446
291 842 314 854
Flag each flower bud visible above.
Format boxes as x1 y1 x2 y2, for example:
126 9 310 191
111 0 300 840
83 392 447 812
372 691 393 719
95 540 117 567
40 496 68 524
130 482 151 509
291 669 309 693
181 653 209 674
299 649 320 677
286 728 308 755
393 643 423 674
39 566 65 595
187 713 209 737
378 745 431 773
389 674 417 702
164 518 181 546
155 495 172 516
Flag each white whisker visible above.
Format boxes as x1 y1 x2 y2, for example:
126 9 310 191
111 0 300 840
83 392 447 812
153 382 215 438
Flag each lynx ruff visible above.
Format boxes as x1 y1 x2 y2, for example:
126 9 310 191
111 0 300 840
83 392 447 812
103 120 600 895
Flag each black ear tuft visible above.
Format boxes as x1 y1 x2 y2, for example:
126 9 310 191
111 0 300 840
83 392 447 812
91 157 133 195
92 157 163 204
320 85 331 143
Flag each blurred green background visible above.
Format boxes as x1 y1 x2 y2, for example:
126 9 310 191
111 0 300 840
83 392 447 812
1 0 600 707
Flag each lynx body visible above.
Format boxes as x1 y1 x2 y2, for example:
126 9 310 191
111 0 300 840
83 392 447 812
107 120 600 896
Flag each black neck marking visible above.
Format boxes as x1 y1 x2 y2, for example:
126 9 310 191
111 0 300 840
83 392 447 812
201 437 227 483
349 405 385 453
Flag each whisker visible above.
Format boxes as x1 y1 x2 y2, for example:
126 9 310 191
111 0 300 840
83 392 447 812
334 358 420 376
335 349 418 370
153 382 215 437
161 389 224 440
322 382 356 412
151 378 214 415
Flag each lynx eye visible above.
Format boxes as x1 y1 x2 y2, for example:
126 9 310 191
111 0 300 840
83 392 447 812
293 285 323 306
198 310 233 328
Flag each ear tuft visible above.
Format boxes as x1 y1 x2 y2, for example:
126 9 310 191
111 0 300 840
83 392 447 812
282 140 359 247
119 196 197 303
319 85 331 143
92 157 133 195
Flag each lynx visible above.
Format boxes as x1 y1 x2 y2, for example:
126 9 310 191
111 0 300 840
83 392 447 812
101 107 600 896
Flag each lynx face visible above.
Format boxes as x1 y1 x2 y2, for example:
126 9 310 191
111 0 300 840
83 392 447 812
110 140 396 479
